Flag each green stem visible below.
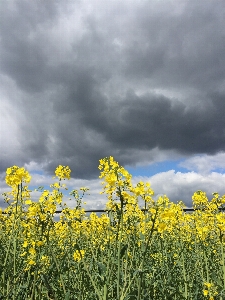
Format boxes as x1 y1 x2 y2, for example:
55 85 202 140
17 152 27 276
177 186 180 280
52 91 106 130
117 212 123 299
13 237 17 300
30 271 37 299
51 249 66 296
121 208 158 300
220 232 225 290
81 259 103 300
204 248 209 283
181 251 188 299
103 284 108 300
137 272 143 300
140 207 158 270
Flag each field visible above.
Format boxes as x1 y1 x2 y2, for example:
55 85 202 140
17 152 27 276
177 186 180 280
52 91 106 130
1 156 225 299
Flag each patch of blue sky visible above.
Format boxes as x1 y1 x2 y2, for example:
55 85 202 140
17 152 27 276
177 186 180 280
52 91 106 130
29 170 45 175
211 167 225 173
126 159 189 177
28 170 54 190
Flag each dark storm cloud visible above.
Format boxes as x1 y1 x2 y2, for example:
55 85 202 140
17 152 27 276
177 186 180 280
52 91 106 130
73 88 225 155
0 0 62 92
122 0 225 91
1 0 225 178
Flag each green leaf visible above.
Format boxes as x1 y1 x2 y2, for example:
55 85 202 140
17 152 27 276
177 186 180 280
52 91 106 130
120 244 128 259
97 262 107 276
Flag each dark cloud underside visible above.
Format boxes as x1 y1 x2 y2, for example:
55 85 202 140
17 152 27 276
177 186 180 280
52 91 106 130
0 0 225 178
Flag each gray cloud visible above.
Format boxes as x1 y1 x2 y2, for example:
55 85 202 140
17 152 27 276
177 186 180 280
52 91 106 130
146 170 225 207
0 0 225 183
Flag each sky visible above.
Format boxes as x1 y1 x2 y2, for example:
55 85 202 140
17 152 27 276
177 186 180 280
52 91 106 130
1 0 225 211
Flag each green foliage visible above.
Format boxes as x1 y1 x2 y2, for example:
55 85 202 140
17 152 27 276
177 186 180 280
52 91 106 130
1 157 225 299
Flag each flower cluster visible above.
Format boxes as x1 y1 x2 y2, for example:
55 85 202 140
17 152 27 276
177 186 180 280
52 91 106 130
5 166 31 187
73 249 85 262
1 157 225 299
54 165 71 180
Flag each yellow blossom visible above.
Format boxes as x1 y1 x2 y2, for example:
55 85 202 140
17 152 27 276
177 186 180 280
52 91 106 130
28 260 36 265
23 241 28 248
54 165 71 180
25 199 32 205
29 247 36 256
73 250 85 262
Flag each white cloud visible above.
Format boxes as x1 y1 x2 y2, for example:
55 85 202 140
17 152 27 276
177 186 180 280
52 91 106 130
134 170 225 207
0 170 107 210
1 167 225 211
179 152 225 174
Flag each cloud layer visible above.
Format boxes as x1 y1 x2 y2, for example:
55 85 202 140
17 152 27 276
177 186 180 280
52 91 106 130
1 0 225 207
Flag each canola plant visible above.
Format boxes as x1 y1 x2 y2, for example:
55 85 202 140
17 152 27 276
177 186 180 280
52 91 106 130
0 157 225 299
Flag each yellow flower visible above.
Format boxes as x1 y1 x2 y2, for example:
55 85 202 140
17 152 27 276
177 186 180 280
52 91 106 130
204 282 212 288
25 199 32 205
203 289 209 296
28 259 36 265
54 165 71 180
36 241 44 247
192 190 208 209
73 250 85 262
157 223 167 233
5 166 31 187
29 247 36 256
41 255 50 266
52 182 60 189
23 240 28 248
149 208 156 215
28 204 40 216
